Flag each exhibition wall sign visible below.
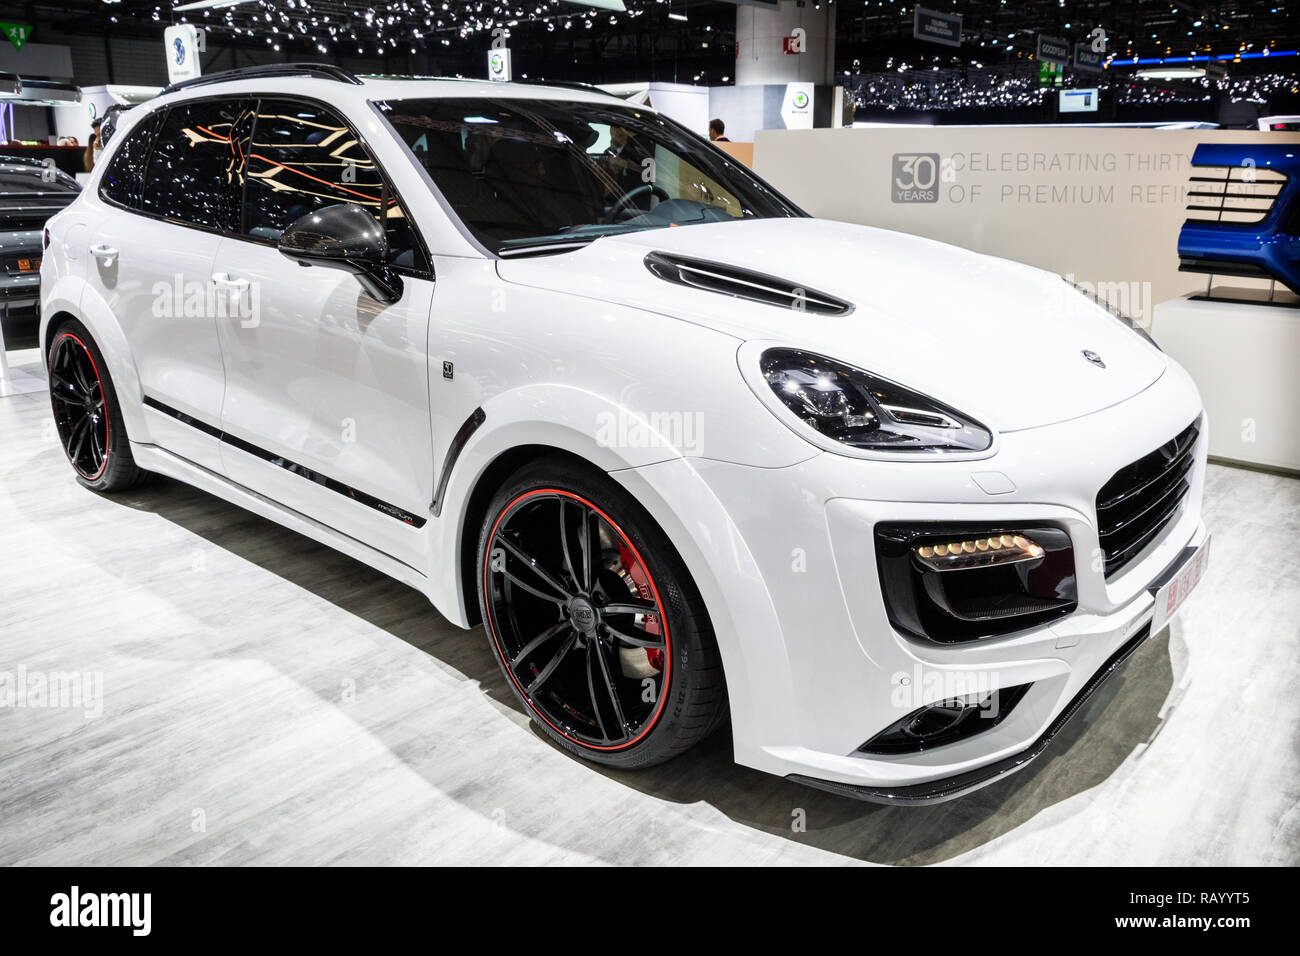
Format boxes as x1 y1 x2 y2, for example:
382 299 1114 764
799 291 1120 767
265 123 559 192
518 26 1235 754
1074 44 1105 73
0 22 32 51
488 47 512 82
780 83 814 130
913 8 962 48
1037 35 1071 66
163 24 202 85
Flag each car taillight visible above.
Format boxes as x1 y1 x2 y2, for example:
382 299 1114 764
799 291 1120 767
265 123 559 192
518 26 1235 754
42 227 50 251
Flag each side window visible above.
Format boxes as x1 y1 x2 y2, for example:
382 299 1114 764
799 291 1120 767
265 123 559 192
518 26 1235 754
141 99 252 230
245 99 425 271
99 109 164 210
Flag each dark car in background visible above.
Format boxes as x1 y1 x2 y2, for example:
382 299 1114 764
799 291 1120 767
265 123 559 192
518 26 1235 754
0 156 80 348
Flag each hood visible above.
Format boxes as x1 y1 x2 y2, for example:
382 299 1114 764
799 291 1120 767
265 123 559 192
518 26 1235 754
495 217 1167 432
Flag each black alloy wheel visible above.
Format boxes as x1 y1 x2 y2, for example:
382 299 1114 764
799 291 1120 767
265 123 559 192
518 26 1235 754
49 331 110 481
478 459 726 768
47 320 148 492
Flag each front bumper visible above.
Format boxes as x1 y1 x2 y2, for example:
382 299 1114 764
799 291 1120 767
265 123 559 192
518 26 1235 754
789 617 1158 804
614 361 1208 802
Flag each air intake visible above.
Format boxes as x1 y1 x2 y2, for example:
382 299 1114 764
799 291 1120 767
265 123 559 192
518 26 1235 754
1095 419 1199 578
644 252 853 316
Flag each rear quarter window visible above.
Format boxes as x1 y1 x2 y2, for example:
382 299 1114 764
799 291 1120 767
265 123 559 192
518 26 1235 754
99 110 164 210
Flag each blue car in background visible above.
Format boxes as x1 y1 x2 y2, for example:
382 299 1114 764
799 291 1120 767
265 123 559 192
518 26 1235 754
1179 142 1300 295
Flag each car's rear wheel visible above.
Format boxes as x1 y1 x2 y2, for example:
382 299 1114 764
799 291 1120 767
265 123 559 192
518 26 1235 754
477 457 726 768
47 320 148 492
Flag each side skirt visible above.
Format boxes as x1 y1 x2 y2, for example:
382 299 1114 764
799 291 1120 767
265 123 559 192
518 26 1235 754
130 441 433 597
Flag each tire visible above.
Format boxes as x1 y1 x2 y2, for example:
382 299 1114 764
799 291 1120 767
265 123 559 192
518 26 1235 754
477 456 727 769
47 319 149 493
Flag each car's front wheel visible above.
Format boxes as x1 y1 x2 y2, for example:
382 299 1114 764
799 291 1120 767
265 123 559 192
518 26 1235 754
47 320 148 492
477 457 727 768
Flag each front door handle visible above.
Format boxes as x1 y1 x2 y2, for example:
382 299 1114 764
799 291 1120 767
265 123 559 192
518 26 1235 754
212 273 252 293
213 273 254 324
212 272 249 289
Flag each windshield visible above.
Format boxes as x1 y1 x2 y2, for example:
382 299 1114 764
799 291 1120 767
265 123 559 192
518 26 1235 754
378 97 803 255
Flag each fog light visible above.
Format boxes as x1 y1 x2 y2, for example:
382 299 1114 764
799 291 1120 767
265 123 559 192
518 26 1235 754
875 523 1077 643
859 683 1032 754
914 534 1044 571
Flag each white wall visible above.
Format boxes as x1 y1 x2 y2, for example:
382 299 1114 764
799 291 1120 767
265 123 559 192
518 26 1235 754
647 83 711 139
753 126 1300 315
735 0 834 86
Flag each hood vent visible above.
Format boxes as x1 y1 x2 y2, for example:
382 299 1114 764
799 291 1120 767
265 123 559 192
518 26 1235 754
644 251 853 316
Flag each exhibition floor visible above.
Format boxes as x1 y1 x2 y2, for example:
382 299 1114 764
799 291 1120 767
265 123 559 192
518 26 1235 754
1 345 1296 867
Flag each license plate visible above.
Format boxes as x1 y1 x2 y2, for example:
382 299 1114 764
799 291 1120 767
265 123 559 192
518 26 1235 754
17 257 40 273
1150 536 1210 634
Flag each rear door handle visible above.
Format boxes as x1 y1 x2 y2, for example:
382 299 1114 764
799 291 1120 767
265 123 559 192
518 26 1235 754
89 244 117 262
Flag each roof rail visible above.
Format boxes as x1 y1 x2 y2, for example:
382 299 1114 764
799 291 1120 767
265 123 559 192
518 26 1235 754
161 63 361 95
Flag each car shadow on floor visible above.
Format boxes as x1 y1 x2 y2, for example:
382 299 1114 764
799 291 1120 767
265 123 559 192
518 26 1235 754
112 474 1176 866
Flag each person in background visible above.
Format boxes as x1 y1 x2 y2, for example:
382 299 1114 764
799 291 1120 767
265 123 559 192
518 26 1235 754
83 119 102 172
708 118 730 142
602 124 653 200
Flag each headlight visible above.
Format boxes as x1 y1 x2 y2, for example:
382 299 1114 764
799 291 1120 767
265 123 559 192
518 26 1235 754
760 348 992 452
1063 276 1161 350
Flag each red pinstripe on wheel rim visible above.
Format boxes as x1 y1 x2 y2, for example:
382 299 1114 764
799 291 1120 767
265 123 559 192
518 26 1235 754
48 332 110 482
483 488 672 751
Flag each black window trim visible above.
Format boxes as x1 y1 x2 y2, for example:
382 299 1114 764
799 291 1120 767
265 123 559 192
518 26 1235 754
95 90 434 282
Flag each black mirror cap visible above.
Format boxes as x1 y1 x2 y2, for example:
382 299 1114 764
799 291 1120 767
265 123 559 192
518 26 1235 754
277 203 402 304
278 202 388 266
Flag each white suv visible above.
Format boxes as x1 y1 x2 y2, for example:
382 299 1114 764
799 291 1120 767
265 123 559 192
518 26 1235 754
40 65 1210 803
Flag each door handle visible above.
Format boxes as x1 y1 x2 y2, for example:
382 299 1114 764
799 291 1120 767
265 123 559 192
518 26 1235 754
212 273 250 292
213 273 254 326
89 243 117 263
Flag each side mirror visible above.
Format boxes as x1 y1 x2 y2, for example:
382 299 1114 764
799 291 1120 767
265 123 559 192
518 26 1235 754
277 203 403 304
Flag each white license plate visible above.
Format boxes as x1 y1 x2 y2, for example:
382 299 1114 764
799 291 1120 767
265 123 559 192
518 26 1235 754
1150 536 1210 634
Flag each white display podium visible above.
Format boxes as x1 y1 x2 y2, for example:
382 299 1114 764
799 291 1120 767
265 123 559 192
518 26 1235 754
1153 287 1300 474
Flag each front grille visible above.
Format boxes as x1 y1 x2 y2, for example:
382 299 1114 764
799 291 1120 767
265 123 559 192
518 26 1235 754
1096 419 1199 578
1183 164 1287 226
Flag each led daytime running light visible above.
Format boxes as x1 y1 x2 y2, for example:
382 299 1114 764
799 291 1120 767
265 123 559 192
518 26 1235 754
914 534 1045 571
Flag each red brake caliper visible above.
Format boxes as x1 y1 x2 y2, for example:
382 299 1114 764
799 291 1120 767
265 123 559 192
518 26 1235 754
619 542 664 672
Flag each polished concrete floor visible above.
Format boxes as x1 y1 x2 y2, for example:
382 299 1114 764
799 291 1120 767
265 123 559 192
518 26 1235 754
1 343 1297 866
